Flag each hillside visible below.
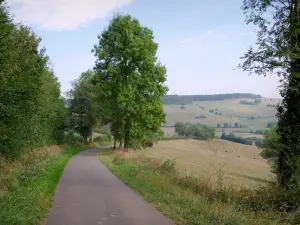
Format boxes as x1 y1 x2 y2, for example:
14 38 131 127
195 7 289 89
163 95 280 137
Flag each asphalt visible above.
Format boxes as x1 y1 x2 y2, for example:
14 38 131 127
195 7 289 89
45 148 174 225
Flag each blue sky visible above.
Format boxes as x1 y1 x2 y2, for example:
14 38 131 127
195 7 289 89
8 0 281 97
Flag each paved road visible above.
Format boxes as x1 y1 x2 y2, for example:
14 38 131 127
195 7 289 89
45 148 174 225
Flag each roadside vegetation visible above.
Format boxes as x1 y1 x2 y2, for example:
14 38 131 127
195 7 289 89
0 2 112 224
99 149 299 225
0 145 85 225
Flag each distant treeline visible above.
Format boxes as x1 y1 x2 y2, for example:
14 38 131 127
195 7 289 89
162 93 262 105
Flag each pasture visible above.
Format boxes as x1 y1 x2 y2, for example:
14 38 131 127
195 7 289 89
146 139 273 188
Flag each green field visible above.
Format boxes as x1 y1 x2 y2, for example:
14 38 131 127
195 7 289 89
163 98 279 137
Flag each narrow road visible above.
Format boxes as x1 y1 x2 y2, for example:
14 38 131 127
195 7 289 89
45 148 174 225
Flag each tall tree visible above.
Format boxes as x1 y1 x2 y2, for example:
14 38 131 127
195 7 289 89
93 14 168 151
240 0 300 187
68 70 99 144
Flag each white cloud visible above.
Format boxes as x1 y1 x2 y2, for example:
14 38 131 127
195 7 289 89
7 0 134 30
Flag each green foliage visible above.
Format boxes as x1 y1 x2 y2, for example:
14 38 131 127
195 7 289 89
68 70 99 143
0 145 85 224
240 0 300 187
0 3 67 159
221 133 253 145
261 127 282 169
162 93 262 105
93 14 168 151
174 122 215 140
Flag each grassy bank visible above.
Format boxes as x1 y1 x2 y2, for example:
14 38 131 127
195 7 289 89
99 149 298 225
0 144 86 225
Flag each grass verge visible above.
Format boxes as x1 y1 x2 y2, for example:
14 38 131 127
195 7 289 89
99 149 299 225
0 144 86 225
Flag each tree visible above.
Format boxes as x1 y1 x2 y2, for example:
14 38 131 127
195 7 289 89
240 0 300 187
68 70 98 144
93 14 168 151
174 122 185 136
261 127 282 165
0 2 67 158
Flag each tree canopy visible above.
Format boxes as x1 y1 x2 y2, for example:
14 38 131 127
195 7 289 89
0 2 67 158
240 0 300 188
68 70 99 143
92 14 168 151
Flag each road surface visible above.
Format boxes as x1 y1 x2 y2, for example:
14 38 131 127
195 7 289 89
45 148 174 225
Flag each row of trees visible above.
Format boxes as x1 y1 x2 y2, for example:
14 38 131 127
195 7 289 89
162 93 262 105
220 133 253 145
68 15 168 151
0 2 67 159
217 123 244 128
220 132 264 148
174 122 215 140
239 99 261 105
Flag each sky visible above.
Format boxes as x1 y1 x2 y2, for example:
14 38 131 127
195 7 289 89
7 0 281 98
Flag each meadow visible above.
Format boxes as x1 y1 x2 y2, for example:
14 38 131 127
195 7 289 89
100 142 297 225
146 139 272 188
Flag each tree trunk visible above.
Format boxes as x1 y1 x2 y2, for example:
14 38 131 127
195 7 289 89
119 139 123 150
123 119 130 152
83 136 88 145
90 128 94 142
277 1 300 186
113 136 117 150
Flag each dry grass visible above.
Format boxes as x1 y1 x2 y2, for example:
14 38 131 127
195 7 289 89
100 149 289 225
145 139 273 188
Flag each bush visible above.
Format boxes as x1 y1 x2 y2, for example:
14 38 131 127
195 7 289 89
221 133 252 145
174 122 215 140
64 131 84 144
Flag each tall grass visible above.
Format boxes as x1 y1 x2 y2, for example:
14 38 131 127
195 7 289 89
0 144 86 225
159 135 185 141
99 150 300 225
